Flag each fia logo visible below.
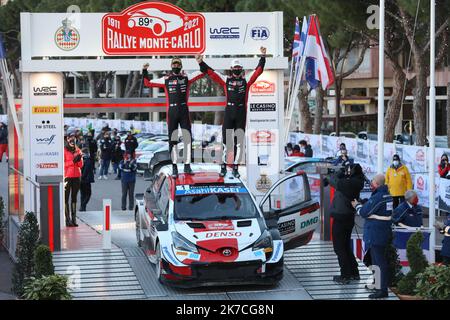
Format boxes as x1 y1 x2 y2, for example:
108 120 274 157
251 27 270 40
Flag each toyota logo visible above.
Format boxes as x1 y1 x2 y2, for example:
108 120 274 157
222 248 232 257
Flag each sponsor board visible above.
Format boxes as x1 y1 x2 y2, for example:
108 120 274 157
36 163 59 169
250 80 275 95
34 151 60 157
249 103 276 112
255 174 272 193
251 130 275 144
102 2 206 55
55 18 80 51
209 27 240 39
35 120 57 130
33 86 58 96
35 135 56 145
32 106 60 114
250 27 270 40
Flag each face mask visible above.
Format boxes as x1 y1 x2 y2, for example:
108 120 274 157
393 160 400 167
411 197 419 206
370 182 377 191
172 67 181 74
232 69 242 76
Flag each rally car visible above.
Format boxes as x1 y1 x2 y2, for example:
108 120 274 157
135 164 320 287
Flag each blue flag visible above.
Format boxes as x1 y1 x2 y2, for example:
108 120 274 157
305 58 319 89
0 33 6 59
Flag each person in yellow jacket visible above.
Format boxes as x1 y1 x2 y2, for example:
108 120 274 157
385 154 412 209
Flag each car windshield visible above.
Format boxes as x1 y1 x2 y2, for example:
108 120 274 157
142 143 165 151
174 185 258 221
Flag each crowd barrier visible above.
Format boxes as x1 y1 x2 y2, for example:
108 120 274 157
288 132 450 210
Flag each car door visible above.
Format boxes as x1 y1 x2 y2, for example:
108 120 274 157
146 174 166 252
259 172 320 250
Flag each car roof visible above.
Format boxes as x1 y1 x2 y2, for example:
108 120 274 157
159 164 243 186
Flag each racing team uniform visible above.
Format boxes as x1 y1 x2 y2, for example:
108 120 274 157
142 68 205 164
200 57 266 165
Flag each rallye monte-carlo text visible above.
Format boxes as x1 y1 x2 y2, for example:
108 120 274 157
135 164 320 287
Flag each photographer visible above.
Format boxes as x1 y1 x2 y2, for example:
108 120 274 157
438 154 450 179
325 163 365 284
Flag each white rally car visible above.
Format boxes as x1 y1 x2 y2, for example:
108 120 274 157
135 164 320 287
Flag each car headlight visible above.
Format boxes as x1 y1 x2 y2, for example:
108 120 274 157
252 230 273 252
172 232 198 253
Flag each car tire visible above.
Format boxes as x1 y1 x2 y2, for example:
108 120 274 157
155 242 163 283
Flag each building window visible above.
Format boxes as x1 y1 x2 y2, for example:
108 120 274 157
79 78 90 94
350 104 365 113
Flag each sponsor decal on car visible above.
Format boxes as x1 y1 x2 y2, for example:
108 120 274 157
278 220 295 236
175 185 248 195
102 2 206 55
205 231 242 238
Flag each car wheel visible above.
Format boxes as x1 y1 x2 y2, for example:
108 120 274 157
135 213 142 247
155 242 163 282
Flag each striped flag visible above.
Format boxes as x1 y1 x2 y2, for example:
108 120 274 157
304 15 334 90
393 229 432 267
292 17 301 59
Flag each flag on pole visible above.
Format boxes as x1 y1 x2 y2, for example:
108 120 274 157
292 17 301 59
0 34 6 59
304 15 334 90
293 16 310 84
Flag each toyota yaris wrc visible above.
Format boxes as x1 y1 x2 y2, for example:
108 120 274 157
135 164 320 287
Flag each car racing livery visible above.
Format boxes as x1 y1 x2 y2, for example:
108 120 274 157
135 164 319 287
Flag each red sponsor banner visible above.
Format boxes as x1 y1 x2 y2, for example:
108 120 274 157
102 1 206 55
251 130 275 144
36 163 59 169
250 80 275 94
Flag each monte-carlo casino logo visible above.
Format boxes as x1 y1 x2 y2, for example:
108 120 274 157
55 18 80 51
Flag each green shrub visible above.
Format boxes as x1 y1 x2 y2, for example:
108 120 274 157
23 275 72 300
416 264 450 300
397 231 429 295
34 245 54 278
12 212 40 296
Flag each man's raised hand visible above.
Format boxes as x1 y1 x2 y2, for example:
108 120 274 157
195 55 204 64
143 63 149 70
260 46 267 56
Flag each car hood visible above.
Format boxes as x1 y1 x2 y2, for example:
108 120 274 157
174 218 263 252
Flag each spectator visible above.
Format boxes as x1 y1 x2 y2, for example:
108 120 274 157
290 145 304 157
438 154 450 179
435 214 450 265
336 143 347 157
85 130 98 173
392 190 423 228
124 131 138 156
120 151 137 211
299 140 313 157
64 134 83 227
328 164 365 284
353 174 394 299
333 149 354 166
285 143 293 156
99 132 114 180
0 122 8 163
112 135 123 180
385 154 412 209
79 147 95 212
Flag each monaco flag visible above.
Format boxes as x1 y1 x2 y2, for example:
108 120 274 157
304 15 334 90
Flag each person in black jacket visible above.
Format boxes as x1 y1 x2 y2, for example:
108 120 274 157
98 132 114 179
124 131 138 157
112 135 123 180
0 122 8 162
299 140 313 157
79 148 95 212
85 130 98 173
327 163 365 284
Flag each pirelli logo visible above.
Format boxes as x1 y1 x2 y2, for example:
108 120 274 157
32 106 60 114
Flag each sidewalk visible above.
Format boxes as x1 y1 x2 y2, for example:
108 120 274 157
0 248 15 300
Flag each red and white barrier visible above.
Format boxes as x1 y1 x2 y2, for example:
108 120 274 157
103 199 112 250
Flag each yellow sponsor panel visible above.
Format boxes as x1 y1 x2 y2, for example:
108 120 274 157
32 106 60 114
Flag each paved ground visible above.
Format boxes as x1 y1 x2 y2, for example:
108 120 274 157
0 250 15 300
